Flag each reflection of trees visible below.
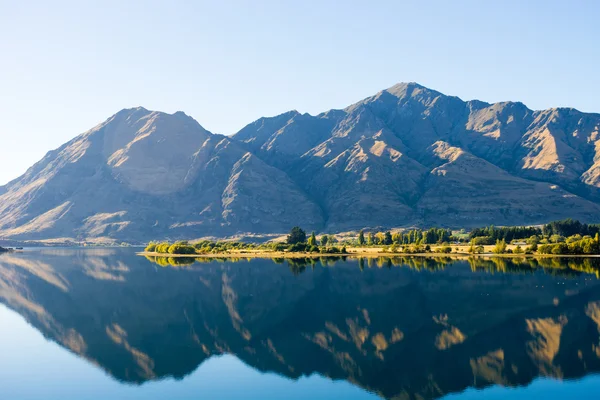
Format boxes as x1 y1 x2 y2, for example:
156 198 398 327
143 254 600 279
466 256 600 278
357 256 453 272
287 258 314 275
146 256 196 267
146 256 250 267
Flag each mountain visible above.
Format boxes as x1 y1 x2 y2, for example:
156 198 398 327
2 83 600 241
2 252 600 399
0 108 322 241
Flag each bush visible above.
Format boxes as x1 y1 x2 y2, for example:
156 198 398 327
550 234 565 243
145 242 157 252
551 243 568 255
155 242 171 253
288 243 307 252
527 243 538 252
167 243 197 255
538 244 553 254
438 246 452 253
472 236 494 245
492 239 507 254
272 243 288 251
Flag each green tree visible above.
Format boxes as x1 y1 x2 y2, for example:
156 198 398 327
167 243 196 255
308 231 318 246
384 231 393 245
287 226 306 245
468 239 475 253
320 235 329 247
358 229 365 245
145 241 157 252
367 232 374 245
492 239 507 254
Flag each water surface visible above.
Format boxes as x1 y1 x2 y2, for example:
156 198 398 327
1 248 600 399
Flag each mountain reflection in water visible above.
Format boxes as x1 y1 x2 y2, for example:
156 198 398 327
2 249 600 400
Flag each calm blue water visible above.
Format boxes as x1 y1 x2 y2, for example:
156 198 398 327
1 248 600 399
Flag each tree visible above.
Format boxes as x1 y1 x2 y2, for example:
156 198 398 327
367 232 374 245
145 241 158 252
468 239 475 254
167 243 196 254
358 229 365 245
492 239 507 254
320 235 329 247
384 231 393 245
308 231 318 246
287 226 306 245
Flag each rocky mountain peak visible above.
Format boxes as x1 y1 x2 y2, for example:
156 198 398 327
2 84 600 241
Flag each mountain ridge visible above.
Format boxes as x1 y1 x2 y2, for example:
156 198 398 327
1 83 600 241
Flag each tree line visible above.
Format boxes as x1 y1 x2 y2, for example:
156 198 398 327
357 228 452 246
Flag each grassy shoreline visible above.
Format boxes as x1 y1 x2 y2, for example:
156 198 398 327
138 249 600 259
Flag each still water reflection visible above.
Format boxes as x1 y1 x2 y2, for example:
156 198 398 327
1 249 600 399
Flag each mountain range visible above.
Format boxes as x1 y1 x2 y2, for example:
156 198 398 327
2 83 600 242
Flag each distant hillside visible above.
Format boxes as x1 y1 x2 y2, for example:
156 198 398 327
1 83 600 241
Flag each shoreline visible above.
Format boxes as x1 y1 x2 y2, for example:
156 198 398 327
138 251 600 259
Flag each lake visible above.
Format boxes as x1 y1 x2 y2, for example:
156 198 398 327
1 248 600 399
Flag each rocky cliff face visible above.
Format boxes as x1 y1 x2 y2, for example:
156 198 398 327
1 83 600 241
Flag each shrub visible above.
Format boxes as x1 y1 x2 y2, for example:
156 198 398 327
550 234 565 243
145 242 157 252
527 243 538 252
155 242 171 253
272 243 288 251
438 246 452 253
472 236 494 245
288 243 307 252
551 243 568 255
492 239 507 254
167 243 197 255
538 244 553 254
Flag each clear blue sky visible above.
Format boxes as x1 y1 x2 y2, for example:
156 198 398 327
0 0 598 185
